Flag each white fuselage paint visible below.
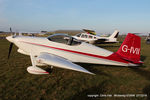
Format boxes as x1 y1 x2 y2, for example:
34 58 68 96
12 36 135 66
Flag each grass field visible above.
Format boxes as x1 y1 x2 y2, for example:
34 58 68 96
0 36 150 100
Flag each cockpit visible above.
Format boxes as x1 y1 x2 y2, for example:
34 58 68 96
47 34 81 46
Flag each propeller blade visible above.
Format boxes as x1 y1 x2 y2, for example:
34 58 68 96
8 43 13 59
10 27 12 32
10 27 15 37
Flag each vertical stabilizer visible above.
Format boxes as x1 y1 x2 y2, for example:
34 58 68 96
109 30 119 39
116 33 142 64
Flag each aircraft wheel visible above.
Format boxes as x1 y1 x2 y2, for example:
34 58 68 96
45 67 53 73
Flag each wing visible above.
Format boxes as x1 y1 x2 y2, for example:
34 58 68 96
36 52 94 75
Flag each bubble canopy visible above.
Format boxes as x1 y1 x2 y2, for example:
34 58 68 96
47 33 81 45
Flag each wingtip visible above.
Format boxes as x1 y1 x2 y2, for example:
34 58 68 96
90 72 95 75
86 71 95 75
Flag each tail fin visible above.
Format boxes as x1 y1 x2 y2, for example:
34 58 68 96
109 30 119 38
116 33 142 64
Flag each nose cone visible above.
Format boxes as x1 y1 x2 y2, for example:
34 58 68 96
6 36 14 43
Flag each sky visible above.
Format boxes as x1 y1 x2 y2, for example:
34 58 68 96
0 0 150 34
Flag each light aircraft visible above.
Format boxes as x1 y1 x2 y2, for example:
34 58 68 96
6 33 143 75
146 33 150 44
73 30 119 44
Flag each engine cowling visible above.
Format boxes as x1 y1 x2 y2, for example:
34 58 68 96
27 66 49 75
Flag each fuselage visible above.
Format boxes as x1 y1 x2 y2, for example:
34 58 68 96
73 33 118 44
8 35 137 66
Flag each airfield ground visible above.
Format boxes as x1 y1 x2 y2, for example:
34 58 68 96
0 36 150 100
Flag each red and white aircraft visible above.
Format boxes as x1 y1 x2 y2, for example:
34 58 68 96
6 33 143 75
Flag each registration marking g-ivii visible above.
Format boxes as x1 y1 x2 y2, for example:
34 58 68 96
122 45 140 55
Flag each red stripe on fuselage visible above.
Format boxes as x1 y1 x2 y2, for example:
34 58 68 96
21 41 129 64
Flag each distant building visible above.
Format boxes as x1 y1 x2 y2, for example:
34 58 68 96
41 31 47 33
0 31 4 33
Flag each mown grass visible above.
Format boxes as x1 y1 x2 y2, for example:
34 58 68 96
0 36 150 100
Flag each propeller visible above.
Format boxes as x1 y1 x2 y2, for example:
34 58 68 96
10 27 12 32
10 27 17 38
7 27 14 59
8 43 13 59
7 27 20 59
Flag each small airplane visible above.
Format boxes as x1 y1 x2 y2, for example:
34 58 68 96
146 33 150 44
73 29 119 44
6 32 143 75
